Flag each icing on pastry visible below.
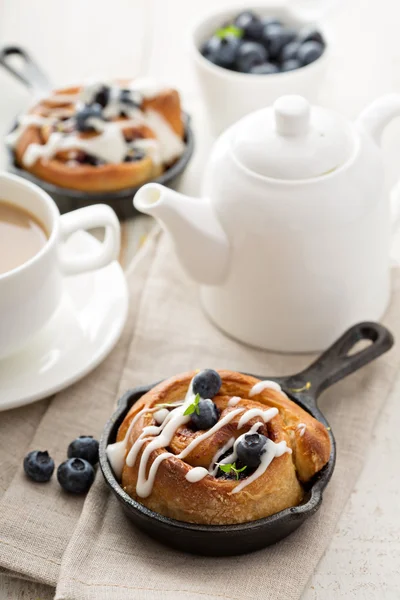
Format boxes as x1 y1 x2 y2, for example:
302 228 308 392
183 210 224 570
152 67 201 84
228 396 241 406
249 380 283 396
232 439 291 494
209 437 236 476
185 466 210 483
237 407 278 429
106 405 162 479
297 423 307 437
153 408 169 425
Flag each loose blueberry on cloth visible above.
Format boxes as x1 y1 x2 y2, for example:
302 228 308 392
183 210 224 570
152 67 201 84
57 458 95 494
23 450 55 483
67 435 99 465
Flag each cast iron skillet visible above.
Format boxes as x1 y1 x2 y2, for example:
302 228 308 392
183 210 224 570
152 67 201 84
99 321 394 556
0 46 195 220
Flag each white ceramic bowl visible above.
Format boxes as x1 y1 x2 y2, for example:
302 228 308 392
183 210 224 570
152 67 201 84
191 4 329 134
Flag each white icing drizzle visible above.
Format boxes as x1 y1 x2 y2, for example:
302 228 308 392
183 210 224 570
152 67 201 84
209 437 236 476
228 396 241 407
153 408 169 425
249 380 283 397
297 423 307 437
22 124 128 167
185 466 209 483
237 407 278 429
232 439 291 494
6 114 54 146
217 422 263 467
144 109 185 163
8 80 185 168
106 405 161 479
129 77 167 99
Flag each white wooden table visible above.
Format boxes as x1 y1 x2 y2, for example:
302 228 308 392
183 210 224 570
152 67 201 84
1 1 400 598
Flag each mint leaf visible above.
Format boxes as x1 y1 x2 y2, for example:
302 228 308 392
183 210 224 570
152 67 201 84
184 393 201 416
218 462 247 479
215 24 243 39
219 463 232 474
235 465 247 473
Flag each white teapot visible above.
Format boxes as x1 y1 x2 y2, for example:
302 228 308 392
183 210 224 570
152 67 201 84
134 95 400 352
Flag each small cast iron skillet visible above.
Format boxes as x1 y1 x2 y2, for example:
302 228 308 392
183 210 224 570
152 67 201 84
0 46 194 220
99 322 394 556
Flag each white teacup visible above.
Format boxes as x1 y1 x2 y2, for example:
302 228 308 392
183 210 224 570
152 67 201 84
0 172 120 359
191 4 329 134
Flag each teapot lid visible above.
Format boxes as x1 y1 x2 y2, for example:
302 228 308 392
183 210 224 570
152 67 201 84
231 95 354 180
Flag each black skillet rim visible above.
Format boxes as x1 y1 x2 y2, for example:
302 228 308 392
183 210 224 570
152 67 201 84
99 377 336 535
5 112 194 202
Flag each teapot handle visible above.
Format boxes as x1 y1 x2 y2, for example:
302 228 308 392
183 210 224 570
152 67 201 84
357 94 400 146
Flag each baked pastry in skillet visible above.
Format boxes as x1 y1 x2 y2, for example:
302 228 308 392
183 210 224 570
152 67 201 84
6 79 185 192
107 369 330 525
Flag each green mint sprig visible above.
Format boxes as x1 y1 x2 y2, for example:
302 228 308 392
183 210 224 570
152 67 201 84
218 462 247 480
183 393 201 416
215 24 243 39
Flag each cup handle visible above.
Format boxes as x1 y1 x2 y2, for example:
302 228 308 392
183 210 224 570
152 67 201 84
58 205 120 276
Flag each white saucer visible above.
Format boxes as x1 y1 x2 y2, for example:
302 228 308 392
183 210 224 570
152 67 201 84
0 230 128 411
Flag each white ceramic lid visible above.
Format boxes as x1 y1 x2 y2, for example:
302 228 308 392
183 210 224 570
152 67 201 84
231 95 355 180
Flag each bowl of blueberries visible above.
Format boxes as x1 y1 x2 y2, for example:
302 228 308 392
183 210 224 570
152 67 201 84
191 5 328 133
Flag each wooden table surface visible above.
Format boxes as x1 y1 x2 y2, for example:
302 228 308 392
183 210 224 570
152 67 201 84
1 0 400 598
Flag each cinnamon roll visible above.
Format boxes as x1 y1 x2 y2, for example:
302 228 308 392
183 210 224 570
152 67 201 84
6 79 185 192
107 369 330 525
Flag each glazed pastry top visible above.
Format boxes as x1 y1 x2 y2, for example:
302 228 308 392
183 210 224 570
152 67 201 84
107 370 331 525
6 79 185 170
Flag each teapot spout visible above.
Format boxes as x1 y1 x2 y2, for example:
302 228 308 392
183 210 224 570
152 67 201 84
357 93 400 145
134 183 229 285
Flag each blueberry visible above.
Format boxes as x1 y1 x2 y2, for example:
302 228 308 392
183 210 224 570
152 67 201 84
23 450 55 483
234 11 263 40
281 59 302 72
82 154 103 166
263 25 297 59
202 36 241 68
120 89 142 108
67 435 99 465
297 41 324 65
251 62 279 74
280 40 301 62
76 103 103 132
190 399 219 430
261 17 282 29
236 433 268 469
124 149 146 162
192 369 222 398
57 458 95 494
201 36 221 58
92 84 110 108
297 27 325 46
236 41 268 73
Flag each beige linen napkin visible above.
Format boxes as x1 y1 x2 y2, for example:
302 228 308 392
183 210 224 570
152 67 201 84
51 232 399 600
0 230 160 586
1 229 399 599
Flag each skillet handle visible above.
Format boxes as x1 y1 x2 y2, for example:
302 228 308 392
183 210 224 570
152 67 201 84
0 46 52 92
281 322 394 403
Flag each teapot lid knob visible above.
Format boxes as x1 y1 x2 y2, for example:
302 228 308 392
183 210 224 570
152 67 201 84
274 95 310 136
